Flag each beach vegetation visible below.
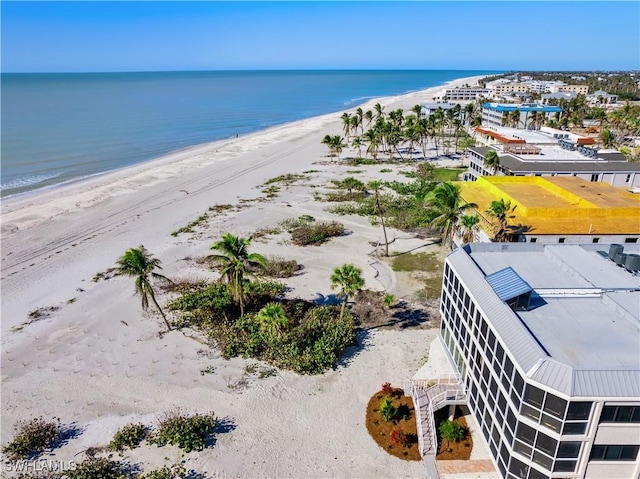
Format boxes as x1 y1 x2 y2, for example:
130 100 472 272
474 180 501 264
171 213 209 237
427 182 477 249
151 410 217 453
330 263 365 320
486 198 517 242
2 417 61 461
368 181 390 256
263 173 306 186
460 214 480 244
92 267 117 282
278 214 315 232
380 396 397 422
115 246 173 331
210 233 266 316
142 463 203 479
108 423 149 451
208 203 234 213
332 176 366 192
65 457 134 479
380 168 392 173
27 305 60 321
260 255 301 278
383 294 396 307
290 221 345 246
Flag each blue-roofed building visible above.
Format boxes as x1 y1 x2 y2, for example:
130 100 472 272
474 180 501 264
482 103 563 129
406 243 640 479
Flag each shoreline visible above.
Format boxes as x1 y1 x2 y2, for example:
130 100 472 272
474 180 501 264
2 74 484 477
1 74 482 209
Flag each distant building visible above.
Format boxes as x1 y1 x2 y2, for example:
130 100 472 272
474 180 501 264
541 92 578 104
490 83 531 96
407 242 640 478
587 90 618 105
443 88 491 101
481 103 562 129
456 176 640 244
552 84 589 95
420 102 458 118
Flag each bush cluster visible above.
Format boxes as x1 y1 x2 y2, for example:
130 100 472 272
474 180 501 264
261 256 300 278
278 215 315 233
2 417 60 461
380 396 397 422
65 457 133 479
290 221 345 246
215 305 356 374
108 423 149 451
151 411 217 453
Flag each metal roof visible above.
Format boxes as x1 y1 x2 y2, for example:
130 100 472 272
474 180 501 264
448 244 640 398
498 155 640 173
483 103 562 113
486 267 533 302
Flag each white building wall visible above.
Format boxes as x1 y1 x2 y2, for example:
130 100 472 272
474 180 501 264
585 463 638 479
594 424 640 444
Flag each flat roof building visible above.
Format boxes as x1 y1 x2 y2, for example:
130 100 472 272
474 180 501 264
482 103 563 129
408 242 640 478
456 176 640 244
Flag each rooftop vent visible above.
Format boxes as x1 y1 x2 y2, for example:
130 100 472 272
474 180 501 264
609 244 624 260
625 254 640 272
486 266 533 312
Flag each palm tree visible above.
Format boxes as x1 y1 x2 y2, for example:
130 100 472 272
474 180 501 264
256 302 288 339
486 199 517 242
484 150 501 175
364 129 379 161
210 233 266 316
368 180 390 257
427 182 477 249
321 134 334 158
331 135 346 161
115 245 173 331
412 104 423 121
364 110 374 129
341 113 352 139
356 107 364 135
374 102 385 121
330 264 365 320
460 215 480 244
351 136 364 158
601 128 615 148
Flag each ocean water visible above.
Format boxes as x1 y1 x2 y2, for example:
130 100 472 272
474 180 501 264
1 70 494 197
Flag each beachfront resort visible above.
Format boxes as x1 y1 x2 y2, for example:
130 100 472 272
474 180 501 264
2 70 640 479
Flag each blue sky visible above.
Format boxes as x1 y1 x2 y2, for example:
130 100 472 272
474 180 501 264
2 1 639 72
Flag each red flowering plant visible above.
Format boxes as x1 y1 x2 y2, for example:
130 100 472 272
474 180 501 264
390 428 411 447
381 382 393 396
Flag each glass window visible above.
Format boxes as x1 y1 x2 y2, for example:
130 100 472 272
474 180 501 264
522 404 541 422
508 458 528 478
535 432 557 456
504 355 513 378
495 342 504 364
532 450 553 470
490 377 498 398
529 467 550 479
524 384 545 408
516 422 536 446
562 422 586 435
567 402 591 420
605 445 622 460
513 439 532 458
504 426 514 446
507 409 517 433
488 330 496 351
543 394 567 419
558 442 581 458
621 445 640 460
513 372 524 396
553 461 577 473
618 406 634 422
540 413 562 433
498 393 507 413
600 405 616 422
590 445 605 460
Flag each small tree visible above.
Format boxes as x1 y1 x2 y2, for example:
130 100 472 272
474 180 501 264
256 302 289 339
115 246 173 331
330 264 365 320
484 150 501 175
439 419 466 452
380 396 397 422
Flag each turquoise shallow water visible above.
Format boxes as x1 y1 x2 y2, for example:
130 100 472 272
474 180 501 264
1 70 495 197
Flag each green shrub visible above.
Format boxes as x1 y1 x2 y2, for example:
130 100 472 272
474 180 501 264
152 411 217 453
380 397 397 422
2 417 60 461
279 215 315 232
261 256 300 278
290 221 345 246
383 294 395 307
380 168 392 173
65 457 133 479
349 157 378 165
323 191 367 202
141 464 193 479
331 177 366 192
108 423 149 451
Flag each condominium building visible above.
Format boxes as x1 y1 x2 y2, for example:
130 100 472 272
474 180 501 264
587 90 619 105
552 85 590 95
467 126 640 188
456 176 640 244
491 83 532 96
443 88 491 101
420 102 458 117
481 104 562 129
422 242 640 479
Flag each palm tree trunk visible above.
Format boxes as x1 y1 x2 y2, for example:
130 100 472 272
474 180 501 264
340 296 347 320
150 293 172 332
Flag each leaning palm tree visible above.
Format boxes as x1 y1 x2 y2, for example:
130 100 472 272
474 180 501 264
484 150 501 175
341 112 352 139
427 182 477 249
368 180 390 257
330 135 346 161
351 136 364 158
330 264 365 320
460 214 480 244
210 233 266 316
256 302 289 339
115 245 173 331
486 199 517 242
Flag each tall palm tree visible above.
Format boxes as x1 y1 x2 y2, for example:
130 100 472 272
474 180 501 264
210 233 266 316
601 128 615 148
331 135 346 161
115 245 173 331
460 215 480 244
412 104 423 121
364 129 379 161
427 182 477 249
364 110 374 130
341 113 352 139
330 264 365 320
351 136 364 158
484 150 501 175
374 102 385 121
256 302 288 339
486 199 517 242
356 107 364 135
368 180 390 257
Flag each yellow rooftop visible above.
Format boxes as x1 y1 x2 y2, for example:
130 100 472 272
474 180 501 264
457 176 640 235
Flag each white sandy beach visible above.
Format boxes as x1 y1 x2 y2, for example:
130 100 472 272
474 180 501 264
1 75 492 478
